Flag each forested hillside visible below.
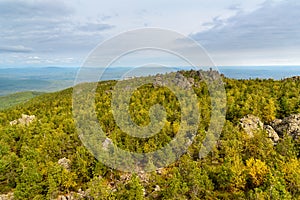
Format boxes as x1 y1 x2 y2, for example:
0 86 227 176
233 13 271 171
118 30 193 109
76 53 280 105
0 70 299 199
0 91 44 111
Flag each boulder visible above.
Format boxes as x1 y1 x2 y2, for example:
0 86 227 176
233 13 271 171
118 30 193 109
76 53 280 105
173 72 192 89
153 75 164 87
240 113 300 143
264 125 279 143
9 114 36 126
240 114 264 137
271 114 300 139
9 120 18 126
240 115 279 144
270 119 283 135
19 114 36 125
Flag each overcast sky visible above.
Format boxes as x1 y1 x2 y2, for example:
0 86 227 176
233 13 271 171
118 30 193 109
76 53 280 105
0 0 299 67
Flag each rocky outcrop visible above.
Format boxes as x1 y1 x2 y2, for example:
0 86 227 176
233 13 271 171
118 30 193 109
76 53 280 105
270 114 300 139
240 114 264 137
264 125 279 143
172 72 193 89
153 74 164 87
284 76 300 81
153 72 193 89
240 114 300 144
9 114 36 126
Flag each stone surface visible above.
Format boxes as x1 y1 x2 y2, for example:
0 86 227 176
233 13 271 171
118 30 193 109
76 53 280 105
240 114 264 137
153 75 164 87
264 125 280 143
240 114 300 144
9 114 36 126
173 72 192 89
271 114 300 139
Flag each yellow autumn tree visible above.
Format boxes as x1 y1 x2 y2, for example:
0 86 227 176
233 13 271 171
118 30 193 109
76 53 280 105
246 158 269 187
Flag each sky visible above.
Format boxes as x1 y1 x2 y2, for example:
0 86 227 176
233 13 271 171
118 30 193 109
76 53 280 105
0 0 300 67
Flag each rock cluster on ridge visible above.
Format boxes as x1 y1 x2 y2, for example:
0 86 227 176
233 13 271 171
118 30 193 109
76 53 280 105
270 114 300 140
240 114 300 144
9 114 36 126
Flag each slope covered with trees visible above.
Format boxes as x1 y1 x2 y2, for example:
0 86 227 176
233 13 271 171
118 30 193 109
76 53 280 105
0 91 44 111
0 70 299 199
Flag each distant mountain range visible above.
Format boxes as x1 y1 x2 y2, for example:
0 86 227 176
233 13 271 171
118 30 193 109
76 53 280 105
1 66 300 96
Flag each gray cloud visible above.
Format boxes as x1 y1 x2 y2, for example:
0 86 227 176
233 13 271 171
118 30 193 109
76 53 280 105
227 4 242 11
202 16 226 28
0 0 73 18
0 0 114 64
192 0 300 52
77 23 114 32
0 45 33 53
1 0 298 66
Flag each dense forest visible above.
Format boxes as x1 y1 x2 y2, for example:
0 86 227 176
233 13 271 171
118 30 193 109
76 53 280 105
0 70 299 199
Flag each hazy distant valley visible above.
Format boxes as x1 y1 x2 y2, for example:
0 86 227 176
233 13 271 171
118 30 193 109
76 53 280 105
1 66 300 97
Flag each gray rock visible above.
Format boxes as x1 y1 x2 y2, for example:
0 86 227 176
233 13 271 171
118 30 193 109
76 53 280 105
271 114 300 139
264 125 279 143
9 120 18 126
240 115 280 144
173 72 192 89
240 114 264 137
188 77 195 86
10 114 36 126
240 114 300 145
153 75 164 87
270 119 284 135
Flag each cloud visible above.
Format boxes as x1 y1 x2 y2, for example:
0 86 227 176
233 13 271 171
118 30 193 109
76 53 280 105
227 4 242 11
0 1 72 52
1 0 298 66
0 0 114 60
0 45 33 53
77 23 114 32
0 0 73 18
191 0 300 52
202 16 226 28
